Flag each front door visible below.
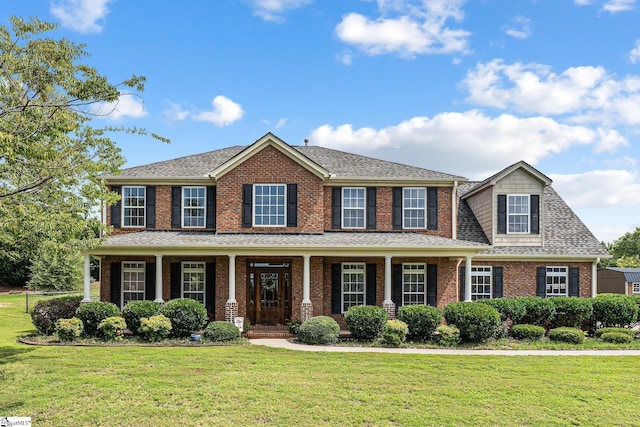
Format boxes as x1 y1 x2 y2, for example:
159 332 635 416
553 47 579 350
247 262 291 325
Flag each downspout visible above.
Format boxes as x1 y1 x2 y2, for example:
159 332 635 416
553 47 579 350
452 180 458 239
592 258 600 298
455 257 464 302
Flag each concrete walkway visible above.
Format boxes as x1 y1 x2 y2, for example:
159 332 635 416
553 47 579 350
250 338 640 356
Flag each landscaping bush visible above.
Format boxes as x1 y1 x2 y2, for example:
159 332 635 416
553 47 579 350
631 295 640 322
431 324 460 347
344 305 387 341
397 305 442 342
601 331 633 344
517 297 555 326
204 321 240 342
98 316 127 341
138 315 172 342
594 327 635 339
592 294 638 328
382 320 408 347
477 298 526 324
297 316 340 345
510 324 545 341
122 301 161 335
75 301 121 337
443 302 500 343
55 317 83 342
548 327 585 344
159 298 207 338
287 319 302 335
31 295 83 335
548 297 593 329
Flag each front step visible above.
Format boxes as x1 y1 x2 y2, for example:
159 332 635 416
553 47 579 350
245 325 294 339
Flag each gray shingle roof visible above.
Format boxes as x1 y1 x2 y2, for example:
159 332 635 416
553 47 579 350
604 268 640 282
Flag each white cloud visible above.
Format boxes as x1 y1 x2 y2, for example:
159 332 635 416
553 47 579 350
50 0 112 33
94 93 146 120
503 15 531 39
550 170 640 209
574 0 592 5
193 96 244 127
603 0 635 12
337 49 354 65
630 40 640 64
248 0 314 22
161 101 190 123
335 0 471 58
275 118 287 129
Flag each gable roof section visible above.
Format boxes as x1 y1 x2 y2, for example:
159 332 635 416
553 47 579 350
605 268 640 283
462 161 552 200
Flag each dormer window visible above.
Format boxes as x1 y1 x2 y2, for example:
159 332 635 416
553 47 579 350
507 194 529 234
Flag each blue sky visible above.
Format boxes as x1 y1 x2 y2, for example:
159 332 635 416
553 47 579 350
3 0 640 244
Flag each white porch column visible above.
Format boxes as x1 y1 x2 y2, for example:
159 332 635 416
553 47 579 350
301 255 313 322
82 255 91 303
464 256 472 302
382 256 396 319
154 255 164 303
225 255 238 323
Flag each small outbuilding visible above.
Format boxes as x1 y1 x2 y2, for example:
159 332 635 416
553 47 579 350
597 267 640 295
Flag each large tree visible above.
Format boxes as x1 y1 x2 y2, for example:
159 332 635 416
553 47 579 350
0 17 166 288
601 228 640 269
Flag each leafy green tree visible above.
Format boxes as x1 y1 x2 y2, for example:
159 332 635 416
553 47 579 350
599 228 640 269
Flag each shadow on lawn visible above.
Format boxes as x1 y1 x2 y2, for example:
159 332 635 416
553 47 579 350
0 345 35 365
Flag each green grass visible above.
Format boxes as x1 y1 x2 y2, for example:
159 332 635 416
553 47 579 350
2 295 640 426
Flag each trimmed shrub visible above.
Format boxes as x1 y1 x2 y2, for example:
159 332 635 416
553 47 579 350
443 302 500 343
159 298 207 338
601 331 633 344
55 317 83 342
31 295 83 335
548 297 593 329
594 327 635 339
98 316 127 341
382 320 408 347
517 297 555 326
397 305 442 342
477 298 526 324
510 324 545 341
204 321 240 342
75 301 121 337
432 324 460 347
592 294 638 328
344 305 387 341
138 315 172 342
122 301 161 335
287 319 302 335
548 327 585 344
297 316 340 345
630 295 640 322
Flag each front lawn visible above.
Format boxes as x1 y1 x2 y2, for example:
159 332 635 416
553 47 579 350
2 294 640 426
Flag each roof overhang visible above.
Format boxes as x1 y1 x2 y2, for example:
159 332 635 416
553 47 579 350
463 160 553 200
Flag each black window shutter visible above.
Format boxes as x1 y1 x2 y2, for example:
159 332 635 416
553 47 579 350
392 188 402 230
206 186 216 229
531 195 540 234
332 187 342 229
111 186 121 228
331 264 341 314
569 267 580 297
110 262 121 309
146 186 156 229
171 187 181 229
498 195 507 234
206 262 216 314
427 264 437 307
145 262 156 301
170 263 181 299
536 267 547 297
392 264 403 309
366 187 377 230
493 267 503 298
242 184 252 228
287 184 298 227
366 263 377 306
427 187 438 230
459 266 466 302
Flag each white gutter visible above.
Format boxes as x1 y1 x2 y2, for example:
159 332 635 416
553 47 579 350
452 180 458 239
593 257 600 297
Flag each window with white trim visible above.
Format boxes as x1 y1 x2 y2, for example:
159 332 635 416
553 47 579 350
403 188 426 229
254 184 286 226
471 266 492 300
183 187 206 228
182 262 206 304
507 194 529 234
403 263 426 305
122 262 145 307
633 283 640 294
546 266 568 296
342 263 365 312
342 187 365 229
123 186 145 227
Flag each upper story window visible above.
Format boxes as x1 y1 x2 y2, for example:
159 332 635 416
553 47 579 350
546 266 568 296
471 266 492 300
402 263 426 305
183 187 206 228
123 186 145 227
254 184 286 227
507 194 529 234
403 188 426 229
342 187 365 229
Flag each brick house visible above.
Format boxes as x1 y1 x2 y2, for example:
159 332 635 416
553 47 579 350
82 132 609 326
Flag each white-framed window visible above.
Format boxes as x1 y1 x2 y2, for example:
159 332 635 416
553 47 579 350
507 194 529 234
183 186 206 228
123 186 145 227
182 262 206 304
403 263 426 305
342 263 366 312
122 262 145 307
403 187 426 229
254 184 286 227
633 283 640 294
342 187 365 229
471 266 492 300
546 266 568 296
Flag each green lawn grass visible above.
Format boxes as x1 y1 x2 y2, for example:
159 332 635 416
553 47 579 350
2 294 640 426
